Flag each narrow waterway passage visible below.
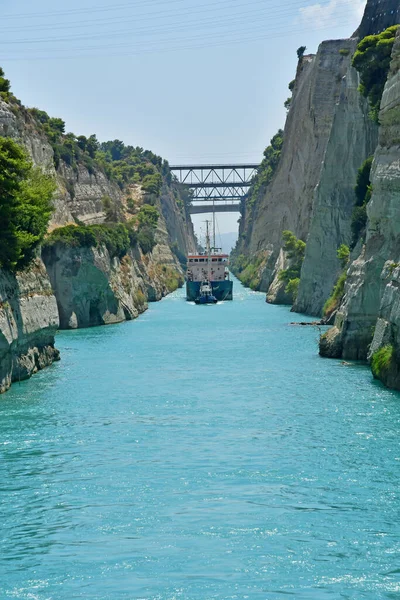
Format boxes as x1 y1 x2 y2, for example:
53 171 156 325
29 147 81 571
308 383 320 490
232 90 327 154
1 278 400 599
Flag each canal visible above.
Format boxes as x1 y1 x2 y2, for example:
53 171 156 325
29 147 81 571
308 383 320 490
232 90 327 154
1 278 400 599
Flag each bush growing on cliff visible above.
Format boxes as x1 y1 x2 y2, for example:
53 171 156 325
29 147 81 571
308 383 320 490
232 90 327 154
44 223 137 259
323 244 351 317
247 130 283 211
297 46 307 59
285 277 300 302
337 244 350 268
351 156 373 248
136 204 159 254
278 231 306 301
323 272 347 318
0 137 55 270
137 204 159 229
102 194 119 222
371 345 395 380
0 67 10 95
137 227 155 254
230 252 266 290
352 25 399 122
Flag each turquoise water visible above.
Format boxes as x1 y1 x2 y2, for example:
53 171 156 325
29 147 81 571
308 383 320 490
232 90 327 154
1 279 400 599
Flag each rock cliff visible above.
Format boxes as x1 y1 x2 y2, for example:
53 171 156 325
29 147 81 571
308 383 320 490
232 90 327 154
234 38 357 298
0 259 59 393
0 86 195 392
234 0 400 312
42 213 185 330
320 30 400 372
294 52 378 316
355 0 400 38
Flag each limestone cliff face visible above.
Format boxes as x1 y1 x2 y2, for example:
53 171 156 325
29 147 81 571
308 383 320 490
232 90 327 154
355 0 400 38
0 260 59 393
320 31 400 367
0 94 196 390
42 213 186 330
295 55 378 316
0 98 120 227
236 38 356 297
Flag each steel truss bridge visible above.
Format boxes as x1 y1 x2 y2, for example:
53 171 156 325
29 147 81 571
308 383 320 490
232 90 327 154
170 163 259 214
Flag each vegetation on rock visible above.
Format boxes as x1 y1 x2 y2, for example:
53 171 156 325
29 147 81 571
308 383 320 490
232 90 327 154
337 244 350 268
237 254 266 290
297 46 307 59
323 244 350 317
27 105 169 200
247 130 283 211
278 231 306 301
351 156 373 248
45 203 160 257
323 272 347 318
0 137 55 271
371 344 395 380
284 97 292 111
352 25 399 122
0 67 11 97
43 223 137 259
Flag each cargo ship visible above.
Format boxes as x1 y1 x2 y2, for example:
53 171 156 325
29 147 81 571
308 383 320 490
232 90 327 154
186 219 233 302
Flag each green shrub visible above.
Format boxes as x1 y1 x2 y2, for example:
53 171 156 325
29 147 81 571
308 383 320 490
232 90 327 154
141 173 162 196
297 46 306 59
355 157 373 206
44 222 137 259
351 205 368 247
246 130 283 211
351 156 374 248
240 262 261 290
278 231 306 287
284 97 292 110
0 137 55 271
137 226 155 254
137 204 159 229
285 277 300 302
102 194 118 222
288 79 295 92
352 25 399 122
337 244 350 268
323 272 347 317
371 345 394 379
339 48 350 56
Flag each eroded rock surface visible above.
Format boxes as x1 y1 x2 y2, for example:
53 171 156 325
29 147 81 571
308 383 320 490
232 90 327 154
320 31 400 378
0 260 59 393
295 51 378 316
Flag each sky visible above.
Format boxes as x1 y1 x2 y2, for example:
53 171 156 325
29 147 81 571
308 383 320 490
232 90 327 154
1 0 366 235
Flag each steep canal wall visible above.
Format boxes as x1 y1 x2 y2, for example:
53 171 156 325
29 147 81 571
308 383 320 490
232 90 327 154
232 0 400 390
0 82 195 392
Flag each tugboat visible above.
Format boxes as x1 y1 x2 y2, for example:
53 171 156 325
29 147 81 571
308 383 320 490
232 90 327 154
186 216 233 302
194 280 218 304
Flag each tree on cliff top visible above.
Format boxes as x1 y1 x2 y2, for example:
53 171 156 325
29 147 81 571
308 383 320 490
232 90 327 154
297 46 307 59
352 25 399 122
0 137 55 271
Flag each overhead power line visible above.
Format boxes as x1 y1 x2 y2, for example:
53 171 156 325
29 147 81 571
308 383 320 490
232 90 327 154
0 0 315 33
0 17 358 61
0 0 348 21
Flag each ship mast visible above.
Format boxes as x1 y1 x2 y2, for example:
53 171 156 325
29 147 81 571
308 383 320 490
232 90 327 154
205 219 211 281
